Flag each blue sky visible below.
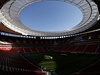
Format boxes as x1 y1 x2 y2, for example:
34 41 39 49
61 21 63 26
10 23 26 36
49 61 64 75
20 1 83 32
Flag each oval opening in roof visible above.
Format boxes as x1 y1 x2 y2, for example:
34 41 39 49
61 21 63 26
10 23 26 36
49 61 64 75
20 1 83 32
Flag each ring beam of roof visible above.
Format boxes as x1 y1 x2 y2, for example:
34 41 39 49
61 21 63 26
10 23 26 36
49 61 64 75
0 0 99 37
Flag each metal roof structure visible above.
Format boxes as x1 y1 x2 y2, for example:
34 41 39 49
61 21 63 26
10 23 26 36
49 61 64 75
0 0 99 37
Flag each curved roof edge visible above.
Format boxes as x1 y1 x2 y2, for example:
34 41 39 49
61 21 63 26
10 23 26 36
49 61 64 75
0 0 99 37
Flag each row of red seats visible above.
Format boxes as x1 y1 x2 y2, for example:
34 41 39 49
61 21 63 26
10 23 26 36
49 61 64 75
19 47 51 53
55 44 100 53
0 50 44 75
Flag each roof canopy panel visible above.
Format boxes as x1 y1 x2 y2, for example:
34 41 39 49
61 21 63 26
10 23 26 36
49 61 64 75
0 0 99 36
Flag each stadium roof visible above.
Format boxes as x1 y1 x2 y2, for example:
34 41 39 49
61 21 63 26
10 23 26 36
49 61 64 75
0 0 100 37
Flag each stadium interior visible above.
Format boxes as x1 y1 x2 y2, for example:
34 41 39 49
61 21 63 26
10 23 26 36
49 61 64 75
0 0 100 75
